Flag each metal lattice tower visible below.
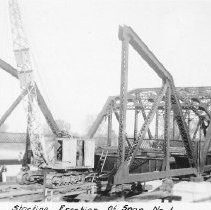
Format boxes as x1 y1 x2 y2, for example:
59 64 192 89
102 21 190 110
8 0 47 166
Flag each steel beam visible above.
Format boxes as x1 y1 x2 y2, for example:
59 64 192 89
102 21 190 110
87 96 114 138
119 25 173 82
162 83 171 171
35 85 60 135
170 84 197 168
172 112 175 140
114 168 197 185
134 93 139 142
155 110 159 139
114 84 167 183
134 107 139 143
127 84 167 167
114 110 132 149
0 58 18 78
0 89 27 127
174 110 190 140
0 58 60 136
118 25 196 168
118 30 130 165
138 98 153 139
113 26 200 186
128 86 211 98
114 110 120 122
107 107 112 146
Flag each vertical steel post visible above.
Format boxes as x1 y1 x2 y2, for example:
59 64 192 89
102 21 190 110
118 28 129 165
155 110 159 140
173 112 175 140
163 82 171 171
199 126 202 171
134 93 139 143
107 107 112 147
139 100 153 139
134 109 139 143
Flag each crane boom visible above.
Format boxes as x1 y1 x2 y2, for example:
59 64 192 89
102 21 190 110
8 0 46 165
0 58 60 136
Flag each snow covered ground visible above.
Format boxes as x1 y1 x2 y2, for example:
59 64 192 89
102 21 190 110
173 181 211 202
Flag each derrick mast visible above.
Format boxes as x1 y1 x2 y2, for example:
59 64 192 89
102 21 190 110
8 0 46 166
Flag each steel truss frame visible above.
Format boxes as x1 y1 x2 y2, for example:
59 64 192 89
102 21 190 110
88 25 211 185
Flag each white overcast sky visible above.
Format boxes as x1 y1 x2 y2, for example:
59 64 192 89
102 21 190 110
0 0 211 134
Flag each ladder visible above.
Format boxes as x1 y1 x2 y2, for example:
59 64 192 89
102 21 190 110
97 149 108 173
90 149 108 183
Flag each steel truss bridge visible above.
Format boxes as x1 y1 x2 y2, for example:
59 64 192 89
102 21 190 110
1 24 211 190
88 25 211 187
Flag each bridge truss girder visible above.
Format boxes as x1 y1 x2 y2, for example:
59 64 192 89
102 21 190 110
88 25 211 185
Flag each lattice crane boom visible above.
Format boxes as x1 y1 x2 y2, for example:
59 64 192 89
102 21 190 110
8 0 47 166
